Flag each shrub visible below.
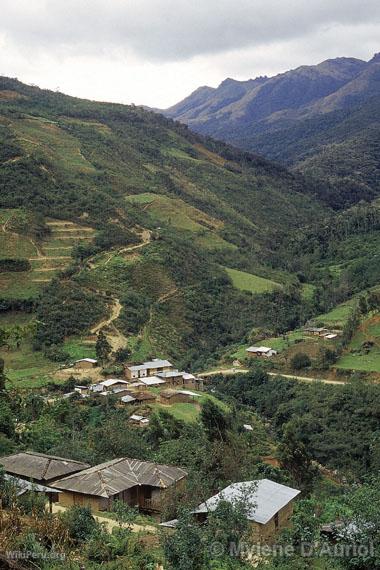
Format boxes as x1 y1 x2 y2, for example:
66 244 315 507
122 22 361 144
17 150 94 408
290 352 311 370
61 506 99 543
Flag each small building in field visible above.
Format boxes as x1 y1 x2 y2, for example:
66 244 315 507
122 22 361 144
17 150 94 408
159 389 201 405
246 346 277 358
125 359 173 380
129 414 150 427
303 327 328 337
90 379 129 393
120 394 137 405
191 479 300 544
0 452 90 486
74 358 98 369
51 458 187 513
133 391 157 404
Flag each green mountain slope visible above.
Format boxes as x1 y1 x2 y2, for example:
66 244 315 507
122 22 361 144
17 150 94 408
164 54 380 208
0 77 328 377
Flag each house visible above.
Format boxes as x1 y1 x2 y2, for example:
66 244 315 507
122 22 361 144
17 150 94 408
157 370 204 391
2 474 61 513
133 391 157 404
140 376 167 387
303 327 328 337
90 379 129 393
182 373 204 391
159 389 201 405
0 452 90 485
120 394 137 404
74 358 98 369
125 359 173 380
156 370 185 386
246 346 277 358
129 414 150 427
51 458 187 513
190 479 300 544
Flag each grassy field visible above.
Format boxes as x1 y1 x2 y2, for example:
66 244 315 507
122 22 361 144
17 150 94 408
2 343 56 388
150 391 229 423
63 338 96 361
335 351 380 373
231 331 309 360
224 267 281 294
316 299 357 329
335 314 380 373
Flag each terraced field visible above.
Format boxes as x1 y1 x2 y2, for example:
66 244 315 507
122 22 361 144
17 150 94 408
0 212 96 299
125 192 236 251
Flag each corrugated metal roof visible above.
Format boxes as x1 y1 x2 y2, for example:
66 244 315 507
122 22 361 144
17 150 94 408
51 458 187 498
121 395 137 403
192 479 300 525
157 370 182 378
246 346 273 353
127 359 173 371
99 379 129 388
4 474 61 496
0 452 90 482
76 358 98 363
140 376 166 386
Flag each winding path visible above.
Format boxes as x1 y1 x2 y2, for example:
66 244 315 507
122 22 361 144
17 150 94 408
199 367 346 385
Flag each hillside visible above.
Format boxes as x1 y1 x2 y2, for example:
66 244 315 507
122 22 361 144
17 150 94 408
0 77 330 380
164 54 380 208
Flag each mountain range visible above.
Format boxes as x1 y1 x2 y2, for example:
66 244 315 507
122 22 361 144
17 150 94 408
163 54 380 208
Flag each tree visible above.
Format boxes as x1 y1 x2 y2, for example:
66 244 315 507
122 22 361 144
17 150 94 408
95 330 111 363
278 421 318 491
316 347 337 370
290 352 311 370
200 400 230 441
0 358 6 392
114 347 131 363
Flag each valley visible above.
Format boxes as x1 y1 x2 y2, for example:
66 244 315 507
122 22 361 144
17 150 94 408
0 70 380 570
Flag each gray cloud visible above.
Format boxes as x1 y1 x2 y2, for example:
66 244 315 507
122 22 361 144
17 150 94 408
1 0 380 61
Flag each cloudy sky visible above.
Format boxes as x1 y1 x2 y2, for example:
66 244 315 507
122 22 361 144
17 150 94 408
0 0 379 108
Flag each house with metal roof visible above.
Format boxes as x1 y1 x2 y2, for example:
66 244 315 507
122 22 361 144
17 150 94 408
74 358 98 369
90 379 130 393
0 452 90 485
159 389 201 405
246 346 277 358
2 474 61 512
51 458 187 513
157 370 204 390
124 359 173 380
191 479 300 544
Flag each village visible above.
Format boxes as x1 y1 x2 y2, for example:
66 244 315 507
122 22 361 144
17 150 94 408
0 353 304 548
